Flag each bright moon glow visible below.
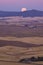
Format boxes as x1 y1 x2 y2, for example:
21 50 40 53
21 8 27 12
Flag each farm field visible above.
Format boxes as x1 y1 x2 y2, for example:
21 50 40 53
0 37 43 44
0 17 43 65
0 45 43 65
0 25 43 37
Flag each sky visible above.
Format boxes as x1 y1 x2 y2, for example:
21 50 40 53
0 0 43 11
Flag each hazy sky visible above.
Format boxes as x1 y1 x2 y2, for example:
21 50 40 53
0 0 43 11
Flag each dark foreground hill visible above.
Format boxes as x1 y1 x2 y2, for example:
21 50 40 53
0 9 43 17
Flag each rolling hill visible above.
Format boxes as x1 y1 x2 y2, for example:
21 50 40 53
0 9 43 17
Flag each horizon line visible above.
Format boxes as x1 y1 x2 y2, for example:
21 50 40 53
0 9 43 12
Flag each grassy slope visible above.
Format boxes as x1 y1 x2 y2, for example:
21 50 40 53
0 46 43 61
0 18 43 65
0 37 43 44
0 46 43 65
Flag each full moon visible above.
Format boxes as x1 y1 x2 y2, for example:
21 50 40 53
21 8 27 12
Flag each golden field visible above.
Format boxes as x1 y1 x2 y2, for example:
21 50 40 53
0 45 43 65
0 17 43 65
0 37 43 44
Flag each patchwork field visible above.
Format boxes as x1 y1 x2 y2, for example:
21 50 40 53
0 25 43 37
0 17 43 65
0 45 43 65
0 37 43 65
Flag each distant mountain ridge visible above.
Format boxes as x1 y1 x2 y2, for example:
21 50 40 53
0 9 43 17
